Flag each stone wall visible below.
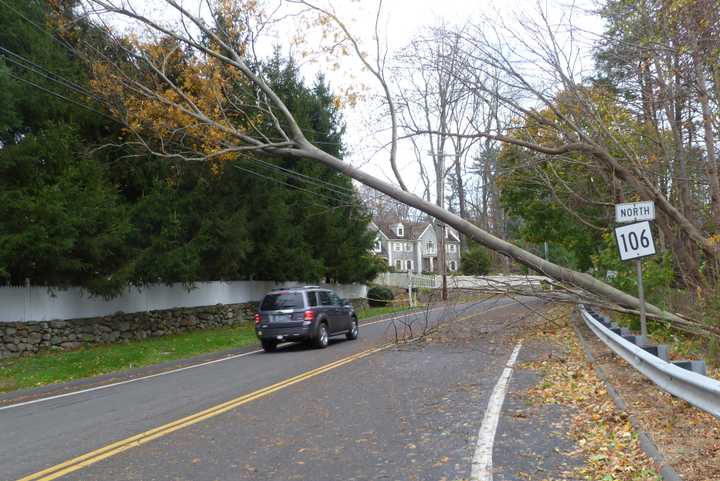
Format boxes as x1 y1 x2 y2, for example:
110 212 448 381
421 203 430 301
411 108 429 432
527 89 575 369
0 302 257 359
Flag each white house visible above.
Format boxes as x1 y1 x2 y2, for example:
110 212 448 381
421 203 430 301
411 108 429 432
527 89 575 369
369 219 461 274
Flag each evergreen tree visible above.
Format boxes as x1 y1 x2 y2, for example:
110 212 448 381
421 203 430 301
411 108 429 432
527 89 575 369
0 4 379 293
0 1 132 295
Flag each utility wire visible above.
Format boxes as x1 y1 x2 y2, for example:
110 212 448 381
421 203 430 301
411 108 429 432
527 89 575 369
3 1 349 149
0 1 361 206
250 157 354 196
233 163 355 205
249 160 355 201
6 72 119 124
6 62 355 202
0 46 96 98
0 0 77 54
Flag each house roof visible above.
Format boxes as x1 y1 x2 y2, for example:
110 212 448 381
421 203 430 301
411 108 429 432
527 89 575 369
372 219 460 242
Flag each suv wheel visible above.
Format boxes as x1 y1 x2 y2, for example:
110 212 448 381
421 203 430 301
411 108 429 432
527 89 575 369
315 322 329 349
261 340 277 352
346 318 358 340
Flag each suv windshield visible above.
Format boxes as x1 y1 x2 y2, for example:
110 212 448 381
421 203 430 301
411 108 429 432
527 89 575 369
260 292 304 311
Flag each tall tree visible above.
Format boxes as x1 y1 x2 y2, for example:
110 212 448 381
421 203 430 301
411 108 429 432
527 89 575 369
0 0 132 295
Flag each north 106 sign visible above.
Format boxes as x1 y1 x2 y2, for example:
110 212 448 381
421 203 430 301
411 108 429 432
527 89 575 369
614 221 656 261
615 201 655 223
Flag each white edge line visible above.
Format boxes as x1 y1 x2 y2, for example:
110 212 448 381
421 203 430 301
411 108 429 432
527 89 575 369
470 341 523 481
0 305 457 411
0 350 264 412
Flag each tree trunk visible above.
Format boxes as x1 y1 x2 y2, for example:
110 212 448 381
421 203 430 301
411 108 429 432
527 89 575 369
693 51 720 230
297 141 690 325
454 150 467 250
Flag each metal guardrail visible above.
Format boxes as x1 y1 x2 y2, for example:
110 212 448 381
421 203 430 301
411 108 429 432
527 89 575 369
579 305 720 419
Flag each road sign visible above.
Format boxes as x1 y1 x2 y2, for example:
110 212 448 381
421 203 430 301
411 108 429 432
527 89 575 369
615 201 655 223
614 221 656 261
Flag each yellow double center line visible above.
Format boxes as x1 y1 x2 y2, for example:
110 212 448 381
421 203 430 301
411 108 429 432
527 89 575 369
17 344 391 481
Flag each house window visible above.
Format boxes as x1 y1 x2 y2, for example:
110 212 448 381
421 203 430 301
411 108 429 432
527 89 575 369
397 224 404 237
394 242 402 252
406 260 413 271
373 237 382 253
405 242 412 252
449 260 457 271
448 244 456 253
395 260 402 270
426 241 434 252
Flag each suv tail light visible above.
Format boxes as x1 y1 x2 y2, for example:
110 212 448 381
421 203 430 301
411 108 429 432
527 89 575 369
254 313 262 325
303 310 315 321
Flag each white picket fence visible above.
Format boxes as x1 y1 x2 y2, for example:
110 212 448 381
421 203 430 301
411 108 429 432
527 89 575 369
373 273 547 290
0 281 368 323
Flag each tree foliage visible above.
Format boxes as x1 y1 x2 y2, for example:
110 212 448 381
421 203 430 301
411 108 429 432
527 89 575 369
460 244 492 275
0 1 379 295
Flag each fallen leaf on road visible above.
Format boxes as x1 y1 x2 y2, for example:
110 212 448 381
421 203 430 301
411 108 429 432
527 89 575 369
523 306 658 481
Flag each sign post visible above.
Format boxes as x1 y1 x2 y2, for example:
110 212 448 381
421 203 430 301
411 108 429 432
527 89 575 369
635 260 646 336
614 203 656 337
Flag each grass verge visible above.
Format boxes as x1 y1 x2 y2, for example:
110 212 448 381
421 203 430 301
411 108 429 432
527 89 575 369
356 304 417 320
0 324 257 393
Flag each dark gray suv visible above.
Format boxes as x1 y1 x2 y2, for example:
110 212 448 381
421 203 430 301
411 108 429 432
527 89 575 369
254 286 358 352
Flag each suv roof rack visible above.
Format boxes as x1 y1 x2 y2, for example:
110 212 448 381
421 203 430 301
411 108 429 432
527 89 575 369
303 285 320 289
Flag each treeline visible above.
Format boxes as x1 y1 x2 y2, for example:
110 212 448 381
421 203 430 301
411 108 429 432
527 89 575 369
0 1 379 296
497 0 720 307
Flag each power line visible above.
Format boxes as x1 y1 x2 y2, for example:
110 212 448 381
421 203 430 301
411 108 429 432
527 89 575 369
233 162 355 206
4 56 356 201
0 47 99 100
5 72 119 123
2 44 348 153
250 157 354 195
2 1 349 151
0 0 77 54
249 159 355 201
1 1 360 205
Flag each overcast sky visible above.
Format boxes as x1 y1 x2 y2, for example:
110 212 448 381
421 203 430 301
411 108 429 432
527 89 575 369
257 0 605 192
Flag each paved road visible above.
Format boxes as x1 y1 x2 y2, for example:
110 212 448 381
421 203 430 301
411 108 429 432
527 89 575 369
1 296 579 481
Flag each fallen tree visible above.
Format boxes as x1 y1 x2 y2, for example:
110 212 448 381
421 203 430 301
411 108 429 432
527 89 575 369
74 0 709 336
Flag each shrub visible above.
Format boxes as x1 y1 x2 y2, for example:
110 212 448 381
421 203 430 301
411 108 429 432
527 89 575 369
367 286 394 307
461 245 492 275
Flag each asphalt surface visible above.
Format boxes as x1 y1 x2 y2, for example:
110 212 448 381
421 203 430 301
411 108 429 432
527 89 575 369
1 296 582 481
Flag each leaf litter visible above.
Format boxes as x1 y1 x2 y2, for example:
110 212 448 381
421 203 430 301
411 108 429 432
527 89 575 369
520 306 660 481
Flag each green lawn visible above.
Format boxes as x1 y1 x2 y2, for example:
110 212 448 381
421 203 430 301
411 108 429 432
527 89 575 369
356 304 417 320
0 324 257 393
0 305 422 394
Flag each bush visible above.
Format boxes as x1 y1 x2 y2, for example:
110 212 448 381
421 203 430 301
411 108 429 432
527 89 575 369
461 245 492 275
367 286 394 307
367 255 389 274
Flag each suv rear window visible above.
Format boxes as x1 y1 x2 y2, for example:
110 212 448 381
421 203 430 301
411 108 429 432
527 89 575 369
306 291 318 307
261 292 304 311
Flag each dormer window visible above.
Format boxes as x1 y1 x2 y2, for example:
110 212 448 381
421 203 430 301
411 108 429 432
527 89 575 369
396 224 404 237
